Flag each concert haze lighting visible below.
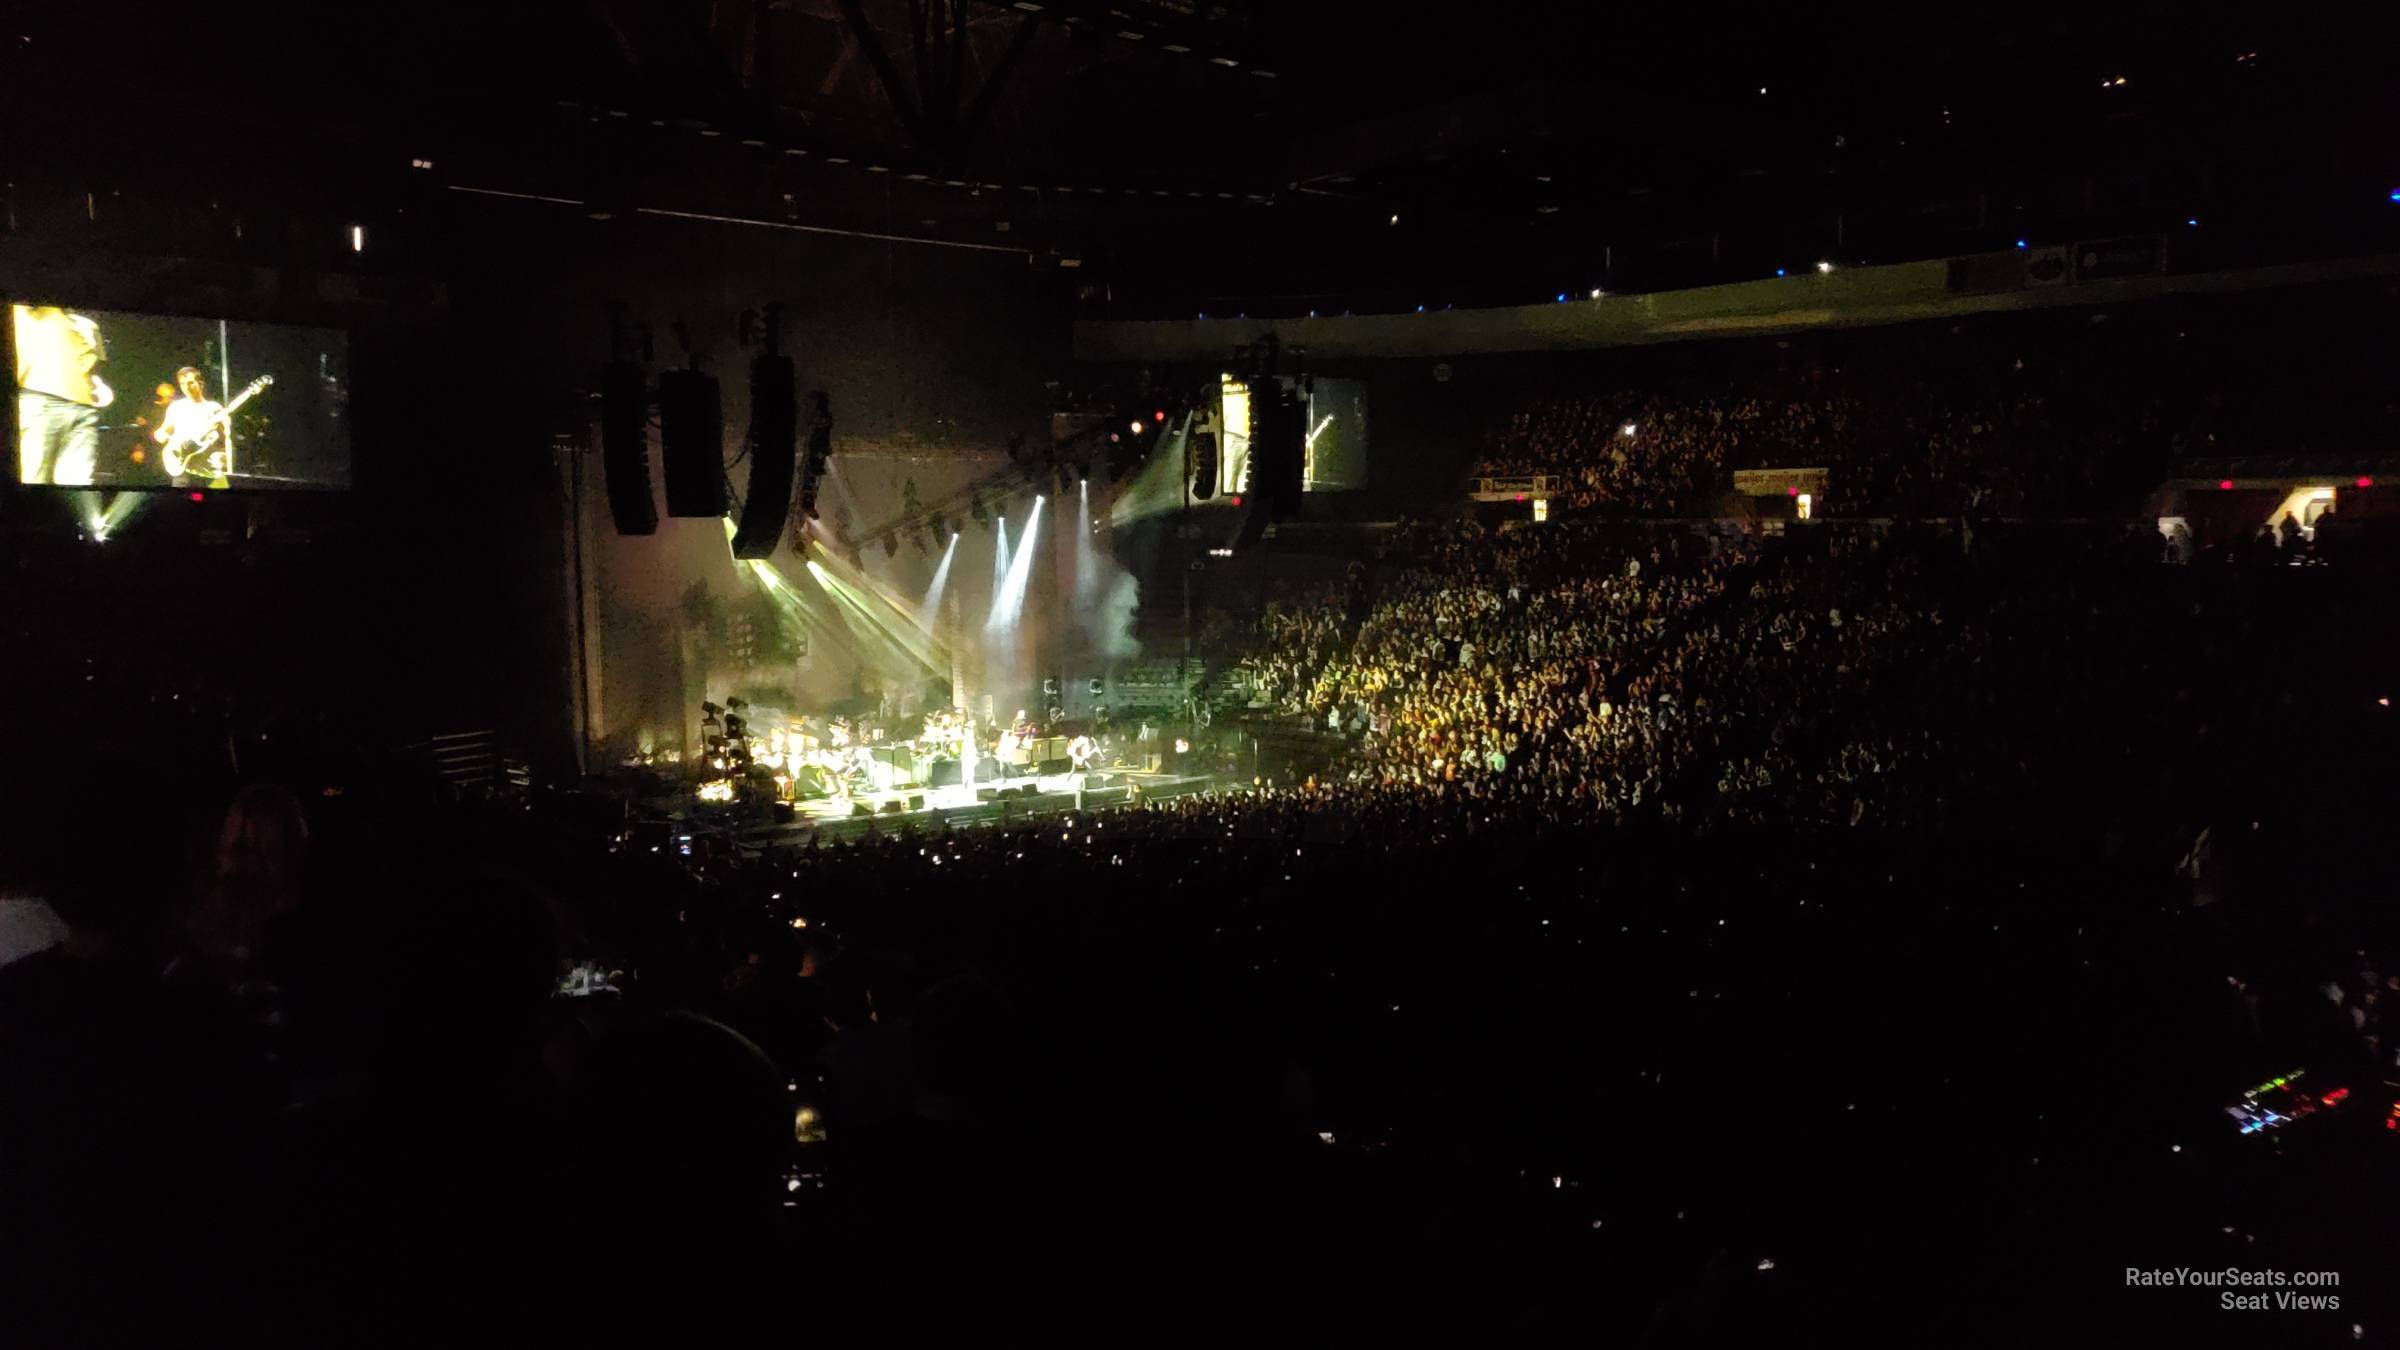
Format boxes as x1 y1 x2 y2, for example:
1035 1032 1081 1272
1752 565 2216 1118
988 495 1045 630
73 488 144 542
13 304 351 491
991 515 1012 610
1074 475 1098 611
920 530 959 630
796 542 950 676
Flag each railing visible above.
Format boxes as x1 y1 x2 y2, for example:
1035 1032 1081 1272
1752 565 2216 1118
1468 475 1561 501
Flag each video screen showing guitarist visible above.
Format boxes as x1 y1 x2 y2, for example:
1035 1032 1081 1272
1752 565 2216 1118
10 303 349 491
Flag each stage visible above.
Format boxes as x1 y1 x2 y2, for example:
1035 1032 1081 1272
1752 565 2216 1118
738 766 1227 843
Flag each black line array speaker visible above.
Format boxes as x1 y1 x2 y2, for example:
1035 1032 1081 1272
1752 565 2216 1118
600 359 657 535
658 368 727 517
795 392 834 521
731 350 798 559
1250 378 1305 519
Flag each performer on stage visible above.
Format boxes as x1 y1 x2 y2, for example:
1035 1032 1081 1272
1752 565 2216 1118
995 721 1021 783
13 305 111 485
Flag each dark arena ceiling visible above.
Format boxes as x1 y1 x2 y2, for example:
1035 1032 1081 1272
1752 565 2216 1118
5 3 2397 312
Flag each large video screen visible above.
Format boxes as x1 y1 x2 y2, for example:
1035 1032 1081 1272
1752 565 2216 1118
13 303 349 490
1213 373 1369 498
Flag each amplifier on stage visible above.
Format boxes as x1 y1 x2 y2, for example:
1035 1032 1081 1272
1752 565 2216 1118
870 744 918 787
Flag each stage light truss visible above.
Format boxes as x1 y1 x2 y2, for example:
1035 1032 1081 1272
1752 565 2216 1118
840 410 1144 551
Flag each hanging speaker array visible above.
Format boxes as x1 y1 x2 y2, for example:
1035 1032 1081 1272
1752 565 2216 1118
599 352 656 536
730 305 799 560
596 304 827 559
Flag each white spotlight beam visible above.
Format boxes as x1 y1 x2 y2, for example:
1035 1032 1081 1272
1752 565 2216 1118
920 532 960 632
988 496 1045 630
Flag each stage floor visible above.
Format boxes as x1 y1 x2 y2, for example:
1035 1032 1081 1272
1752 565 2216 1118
745 768 1225 842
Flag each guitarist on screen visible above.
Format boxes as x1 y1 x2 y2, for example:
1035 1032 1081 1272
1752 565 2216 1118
155 367 230 485
156 366 272 487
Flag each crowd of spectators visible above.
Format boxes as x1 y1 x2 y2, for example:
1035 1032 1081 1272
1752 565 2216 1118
1472 284 2400 518
1237 515 2188 840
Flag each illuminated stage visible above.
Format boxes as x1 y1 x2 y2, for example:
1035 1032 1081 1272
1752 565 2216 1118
742 767 1226 842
